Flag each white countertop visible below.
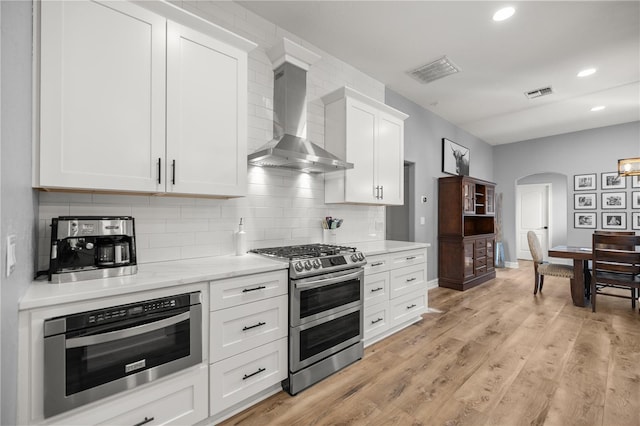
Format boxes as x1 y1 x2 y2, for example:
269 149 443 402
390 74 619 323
20 254 287 311
350 240 430 256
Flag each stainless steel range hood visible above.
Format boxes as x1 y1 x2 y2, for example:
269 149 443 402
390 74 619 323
248 39 353 173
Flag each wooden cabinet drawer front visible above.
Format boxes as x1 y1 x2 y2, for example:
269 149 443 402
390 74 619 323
390 291 426 326
475 256 487 267
476 265 487 274
210 295 287 362
475 239 486 249
390 249 426 269
475 247 486 257
364 255 390 275
390 264 426 299
364 271 389 307
210 337 287 415
210 270 288 311
364 302 390 340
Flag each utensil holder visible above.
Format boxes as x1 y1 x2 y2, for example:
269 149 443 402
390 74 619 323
323 229 337 244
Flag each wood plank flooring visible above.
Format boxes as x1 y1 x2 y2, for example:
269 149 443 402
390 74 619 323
219 261 640 426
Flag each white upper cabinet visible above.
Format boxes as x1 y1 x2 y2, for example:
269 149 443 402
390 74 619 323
323 87 408 205
36 0 255 197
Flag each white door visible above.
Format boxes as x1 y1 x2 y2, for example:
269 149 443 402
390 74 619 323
376 113 404 205
166 21 248 197
39 1 166 192
344 99 377 203
517 184 550 261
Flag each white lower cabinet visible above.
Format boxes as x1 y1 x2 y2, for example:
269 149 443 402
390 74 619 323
363 248 428 346
209 271 289 420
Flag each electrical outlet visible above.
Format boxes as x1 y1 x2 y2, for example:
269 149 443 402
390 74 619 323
420 217 425 225
421 195 427 203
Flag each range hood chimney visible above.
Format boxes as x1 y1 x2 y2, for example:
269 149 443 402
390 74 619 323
248 38 353 173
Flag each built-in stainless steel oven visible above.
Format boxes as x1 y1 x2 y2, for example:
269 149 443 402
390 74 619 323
43 291 202 418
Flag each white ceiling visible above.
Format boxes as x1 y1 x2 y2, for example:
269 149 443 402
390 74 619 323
238 1 640 145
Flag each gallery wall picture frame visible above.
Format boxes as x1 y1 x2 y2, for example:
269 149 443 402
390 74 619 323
574 173 596 191
632 212 640 230
632 176 640 188
574 193 596 210
602 212 626 230
632 191 640 209
574 212 596 229
601 172 626 190
442 138 470 176
601 191 626 209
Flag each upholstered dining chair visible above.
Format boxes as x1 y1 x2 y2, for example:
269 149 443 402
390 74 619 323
527 231 574 294
591 233 640 312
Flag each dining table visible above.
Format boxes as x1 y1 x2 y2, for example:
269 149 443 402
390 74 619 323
548 245 592 307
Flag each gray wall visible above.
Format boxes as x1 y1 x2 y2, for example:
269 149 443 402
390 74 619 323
1 2 37 425
385 88 494 281
495 121 640 263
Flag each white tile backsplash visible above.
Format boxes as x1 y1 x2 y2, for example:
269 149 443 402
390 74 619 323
36 0 387 270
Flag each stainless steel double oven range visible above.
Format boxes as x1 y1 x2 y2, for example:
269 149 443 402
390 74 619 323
251 243 366 395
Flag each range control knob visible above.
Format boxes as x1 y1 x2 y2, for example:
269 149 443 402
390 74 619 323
294 262 304 272
312 259 321 269
304 260 312 271
358 252 365 261
351 254 359 262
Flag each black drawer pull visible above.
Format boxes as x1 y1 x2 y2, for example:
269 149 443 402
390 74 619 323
133 416 154 426
371 262 384 267
242 321 266 331
171 159 176 185
243 367 266 380
406 277 416 282
406 256 417 260
157 158 161 184
371 317 384 324
371 287 384 292
242 286 266 293
406 304 417 309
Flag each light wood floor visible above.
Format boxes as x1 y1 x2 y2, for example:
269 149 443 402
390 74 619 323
220 261 640 426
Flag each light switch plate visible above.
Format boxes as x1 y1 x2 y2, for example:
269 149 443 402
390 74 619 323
6 234 16 277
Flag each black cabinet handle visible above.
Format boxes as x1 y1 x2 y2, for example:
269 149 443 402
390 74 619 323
371 287 384 292
406 277 416 283
242 321 266 331
157 158 161 184
243 367 266 380
371 317 383 324
242 286 266 293
371 262 384 267
406 256 417 260
406 304 417 309
171 160 176 185
380 185 384 199
133 416 154 426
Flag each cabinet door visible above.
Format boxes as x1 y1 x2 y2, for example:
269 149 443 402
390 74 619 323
463 181 476 213
166 22 248 197
486 186 496 215
39 1 166 192
463 241 475 279
376 113 404 205
344 98 377 203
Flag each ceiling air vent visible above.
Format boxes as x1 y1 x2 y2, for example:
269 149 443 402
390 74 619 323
525 86 553 99
407 56 461 84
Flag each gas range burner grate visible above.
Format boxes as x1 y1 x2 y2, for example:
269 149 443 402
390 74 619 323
251 243 356 260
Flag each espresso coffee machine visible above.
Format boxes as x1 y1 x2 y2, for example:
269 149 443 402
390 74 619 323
48 216 137 283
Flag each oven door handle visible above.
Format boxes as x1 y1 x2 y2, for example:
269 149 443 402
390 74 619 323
65 311 190 349
294 269 363 290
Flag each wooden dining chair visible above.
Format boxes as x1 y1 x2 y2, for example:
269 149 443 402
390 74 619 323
591 233 640 312
527 231 574 294
585 230 636 297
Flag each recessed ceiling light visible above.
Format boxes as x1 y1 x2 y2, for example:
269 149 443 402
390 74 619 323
591 106 606 112
577 68 597 77
493 7 515 21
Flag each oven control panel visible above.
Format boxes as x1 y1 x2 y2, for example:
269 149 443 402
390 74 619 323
290 252 366 277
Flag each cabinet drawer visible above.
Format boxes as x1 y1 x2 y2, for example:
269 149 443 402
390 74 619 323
475 256 487 267
476 265 487 274
389 249 426 269
364 271 389 307
475 239 486 249
210 271 287 311
475 247 486 258
210 295 287 362
390 264 426 299
210 337 287 415
364 302 390 340
390 291 426 327
364 255 390 275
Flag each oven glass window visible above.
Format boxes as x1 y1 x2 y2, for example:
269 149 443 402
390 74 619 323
299 278 360 319
299 311 360 361
65 312 190 396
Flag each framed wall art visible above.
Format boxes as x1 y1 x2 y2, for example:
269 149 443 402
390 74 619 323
602 212 626 229
632 212 640 230
574 193 596 210
601 192 626 209
633 191 640 209
442 138 469 176
574 173 596 191
632 176 640 188
601 172 626 190
574 212 596 229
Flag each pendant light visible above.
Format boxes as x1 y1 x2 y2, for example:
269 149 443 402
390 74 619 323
618 157 640 176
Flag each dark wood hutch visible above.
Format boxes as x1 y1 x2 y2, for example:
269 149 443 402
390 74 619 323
438 175 496 291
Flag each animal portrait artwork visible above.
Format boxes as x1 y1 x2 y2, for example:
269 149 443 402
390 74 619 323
442 138 470 176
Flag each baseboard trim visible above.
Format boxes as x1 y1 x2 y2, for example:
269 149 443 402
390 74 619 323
505 261 519 269
427 279 439 290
